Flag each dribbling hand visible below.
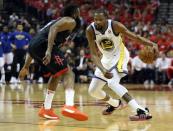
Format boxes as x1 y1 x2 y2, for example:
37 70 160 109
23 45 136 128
43 50 51 65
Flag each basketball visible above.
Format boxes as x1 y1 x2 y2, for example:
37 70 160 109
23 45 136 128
139 46 158 64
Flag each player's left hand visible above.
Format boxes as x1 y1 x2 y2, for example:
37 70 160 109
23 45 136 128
102 69 113 79
43 50 51 65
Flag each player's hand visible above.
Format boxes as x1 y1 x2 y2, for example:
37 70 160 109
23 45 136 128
103 69 113 79
19 67 29 80
43 50 51 65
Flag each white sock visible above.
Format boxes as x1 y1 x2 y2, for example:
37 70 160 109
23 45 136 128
107 98 119 107
44 89 55 109
128 99 145 111
30 73 34 80
65 88 74 106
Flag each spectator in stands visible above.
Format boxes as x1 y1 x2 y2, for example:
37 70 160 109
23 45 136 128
0 26 13 83
143 64 155 87
73 49 88 82
0 27 5 84
10 24 31 84
46 4 58 20
9 13 19 22
18 16 31 31
155 52 171 84
132 54 146 83
0 15 6 31
86 59 95 81
167 59 173 87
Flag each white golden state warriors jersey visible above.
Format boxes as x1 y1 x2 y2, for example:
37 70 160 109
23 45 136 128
91 19 129 73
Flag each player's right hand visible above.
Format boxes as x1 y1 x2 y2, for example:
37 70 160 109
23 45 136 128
19 67 29 80
103 69 113 79
43 51 51 65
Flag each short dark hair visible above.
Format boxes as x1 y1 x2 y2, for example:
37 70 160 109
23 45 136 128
62 4 79 17
94 8 108 17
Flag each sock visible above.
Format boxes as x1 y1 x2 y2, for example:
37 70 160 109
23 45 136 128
107 98 119 107
128 99 145 111
65 88 74 106
44 89 55 109
30 73 34 80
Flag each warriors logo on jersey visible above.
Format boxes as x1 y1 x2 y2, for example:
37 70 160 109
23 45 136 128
99 38 114 51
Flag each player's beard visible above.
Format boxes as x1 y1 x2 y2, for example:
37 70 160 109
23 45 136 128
95 23 103 30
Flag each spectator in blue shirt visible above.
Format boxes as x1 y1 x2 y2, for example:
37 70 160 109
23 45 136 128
10 24 31 83
0 26 13 83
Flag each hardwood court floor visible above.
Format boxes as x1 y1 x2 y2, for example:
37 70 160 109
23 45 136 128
0 83 173 131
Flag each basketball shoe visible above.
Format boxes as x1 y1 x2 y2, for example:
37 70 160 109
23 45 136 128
38 106 59 120
61 105 88 121
102 99 127 115
129 108 152 121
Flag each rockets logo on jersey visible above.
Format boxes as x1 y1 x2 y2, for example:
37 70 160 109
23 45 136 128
99 38 114 51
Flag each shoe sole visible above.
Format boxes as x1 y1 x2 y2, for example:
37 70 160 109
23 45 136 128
102 104 128 115
61 110 88 121
129 115 152 121
39 113 59 120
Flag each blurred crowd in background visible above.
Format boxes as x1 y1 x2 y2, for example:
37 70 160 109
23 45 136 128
0 0 173 87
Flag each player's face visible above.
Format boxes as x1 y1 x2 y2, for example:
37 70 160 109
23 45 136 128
94 13 107 30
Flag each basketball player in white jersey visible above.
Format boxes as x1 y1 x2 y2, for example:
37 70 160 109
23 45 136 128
86 9 158 121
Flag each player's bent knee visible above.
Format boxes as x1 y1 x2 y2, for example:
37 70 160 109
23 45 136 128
108 82 128 97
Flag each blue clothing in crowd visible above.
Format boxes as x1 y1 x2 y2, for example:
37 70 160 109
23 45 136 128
0 32 12 53
0 42 3 57
10 31 31 49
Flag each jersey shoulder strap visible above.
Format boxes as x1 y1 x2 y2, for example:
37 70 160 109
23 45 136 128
109 20 119 36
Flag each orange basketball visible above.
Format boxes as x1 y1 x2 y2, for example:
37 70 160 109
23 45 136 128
139 46 158 64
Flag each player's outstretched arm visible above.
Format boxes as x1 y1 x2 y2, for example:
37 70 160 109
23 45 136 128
112 21 159 54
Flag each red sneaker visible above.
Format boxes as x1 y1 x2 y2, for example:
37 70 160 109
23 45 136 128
61 105 88 121
38 107 59 120
129 108 152 121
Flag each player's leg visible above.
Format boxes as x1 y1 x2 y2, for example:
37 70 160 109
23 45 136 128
107 69 152 121
38 76 62 120
61 66 88 121
4 52 13 83
29 43 61 120
89 68 125 115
